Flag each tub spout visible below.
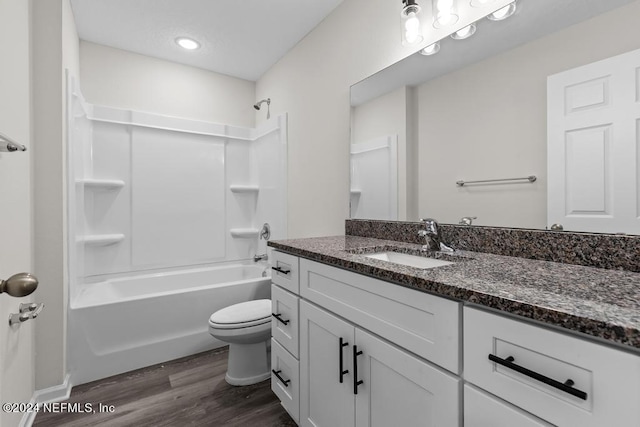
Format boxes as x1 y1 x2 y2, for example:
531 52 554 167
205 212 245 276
254 253 268 262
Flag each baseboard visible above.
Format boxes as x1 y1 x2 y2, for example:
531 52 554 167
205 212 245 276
20 374 72 427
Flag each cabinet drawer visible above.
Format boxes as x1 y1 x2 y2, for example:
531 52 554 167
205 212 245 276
464 307 640 427
271 338 300 424
271 251 299 294
464 384 553 427
300 258 461 374
271 284 299 358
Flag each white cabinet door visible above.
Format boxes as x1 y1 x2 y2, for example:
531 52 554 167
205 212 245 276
354 328 460 427
300 300 355 427
548 47 640 233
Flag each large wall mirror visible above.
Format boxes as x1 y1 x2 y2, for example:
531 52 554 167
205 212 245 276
350 0 640 235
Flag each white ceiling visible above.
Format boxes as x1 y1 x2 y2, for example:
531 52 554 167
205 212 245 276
70 0 344 82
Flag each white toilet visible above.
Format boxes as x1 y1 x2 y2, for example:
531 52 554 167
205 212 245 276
208 299 272 386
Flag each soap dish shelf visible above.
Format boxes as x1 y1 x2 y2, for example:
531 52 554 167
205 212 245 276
79 234 125 246
78 179 125 190
230 229 260 238
230 185 260 194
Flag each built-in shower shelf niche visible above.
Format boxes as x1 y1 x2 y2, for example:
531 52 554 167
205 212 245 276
229 228 260 238
229 185 260 194
78 179 125 190
79 234 125 246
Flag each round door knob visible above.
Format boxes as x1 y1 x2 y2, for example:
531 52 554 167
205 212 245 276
0 273 39 297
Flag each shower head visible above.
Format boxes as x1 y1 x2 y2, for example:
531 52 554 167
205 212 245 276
253 98 270 110
253 98 271 119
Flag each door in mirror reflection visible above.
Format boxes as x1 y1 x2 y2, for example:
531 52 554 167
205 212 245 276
548 47 640 234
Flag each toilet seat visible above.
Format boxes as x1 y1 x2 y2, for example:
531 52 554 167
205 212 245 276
209 299 271 330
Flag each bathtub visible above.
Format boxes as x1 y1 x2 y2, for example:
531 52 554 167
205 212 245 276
68 263 271 385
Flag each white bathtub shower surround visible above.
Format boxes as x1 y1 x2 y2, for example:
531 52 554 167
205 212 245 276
68 91 287 281
350 135 398 220
66 78 287 385
68 263 271 385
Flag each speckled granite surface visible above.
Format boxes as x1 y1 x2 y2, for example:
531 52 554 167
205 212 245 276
268 235 640 351
346 219 640 272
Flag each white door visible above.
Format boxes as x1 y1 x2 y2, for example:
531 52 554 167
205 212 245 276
354 328 460 427
547 48 640 234
300 301 355 427
1 0 36 426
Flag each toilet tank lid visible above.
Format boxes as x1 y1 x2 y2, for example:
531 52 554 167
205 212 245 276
209 299 271 324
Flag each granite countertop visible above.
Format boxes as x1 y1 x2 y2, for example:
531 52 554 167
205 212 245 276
268 235 640 351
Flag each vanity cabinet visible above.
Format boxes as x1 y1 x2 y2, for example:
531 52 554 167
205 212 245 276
300 300 460 427
270 251 301 422
271 251 461 427
271 248 640 427
464 307 640 427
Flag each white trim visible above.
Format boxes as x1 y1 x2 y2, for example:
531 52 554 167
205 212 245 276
87 104 286 142
350 136 394 154
20 374 72 427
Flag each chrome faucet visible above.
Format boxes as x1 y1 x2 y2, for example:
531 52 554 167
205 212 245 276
418 218 454 252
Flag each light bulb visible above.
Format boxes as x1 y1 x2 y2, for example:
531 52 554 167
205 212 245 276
401 3 423 46
433 0 458 28
405 12 421 42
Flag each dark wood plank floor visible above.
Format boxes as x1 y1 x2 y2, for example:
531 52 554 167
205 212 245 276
34 347 297 426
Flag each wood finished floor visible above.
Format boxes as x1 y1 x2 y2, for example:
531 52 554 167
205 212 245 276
33 347 296 427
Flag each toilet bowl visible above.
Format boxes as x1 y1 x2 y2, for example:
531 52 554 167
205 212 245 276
209 299 271 386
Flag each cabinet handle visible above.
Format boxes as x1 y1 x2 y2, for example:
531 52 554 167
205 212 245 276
353 345 364 395
271 313 290 325
339 337 349 383
488 354 587 400
272 266 291 275
272 369 291 387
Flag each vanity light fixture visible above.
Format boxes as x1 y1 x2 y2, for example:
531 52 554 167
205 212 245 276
175 37 201 50
487 1 517 21
432 0 459 28
451 23 477 39
401 0 424 46
420 41 441 55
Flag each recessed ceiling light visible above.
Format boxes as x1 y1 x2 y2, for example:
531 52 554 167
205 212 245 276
176 37 200 50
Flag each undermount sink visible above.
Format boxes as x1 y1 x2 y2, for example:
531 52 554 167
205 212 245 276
364 251 453 269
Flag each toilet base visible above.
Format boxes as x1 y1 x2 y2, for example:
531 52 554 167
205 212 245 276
225 340 270 386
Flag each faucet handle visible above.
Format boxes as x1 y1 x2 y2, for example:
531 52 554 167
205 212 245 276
459 216 477 226
419 218 438 232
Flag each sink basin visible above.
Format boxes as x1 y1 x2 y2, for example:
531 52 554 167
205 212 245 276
364 251 453 269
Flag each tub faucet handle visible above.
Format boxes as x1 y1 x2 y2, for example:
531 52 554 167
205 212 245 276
259 223 271 240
